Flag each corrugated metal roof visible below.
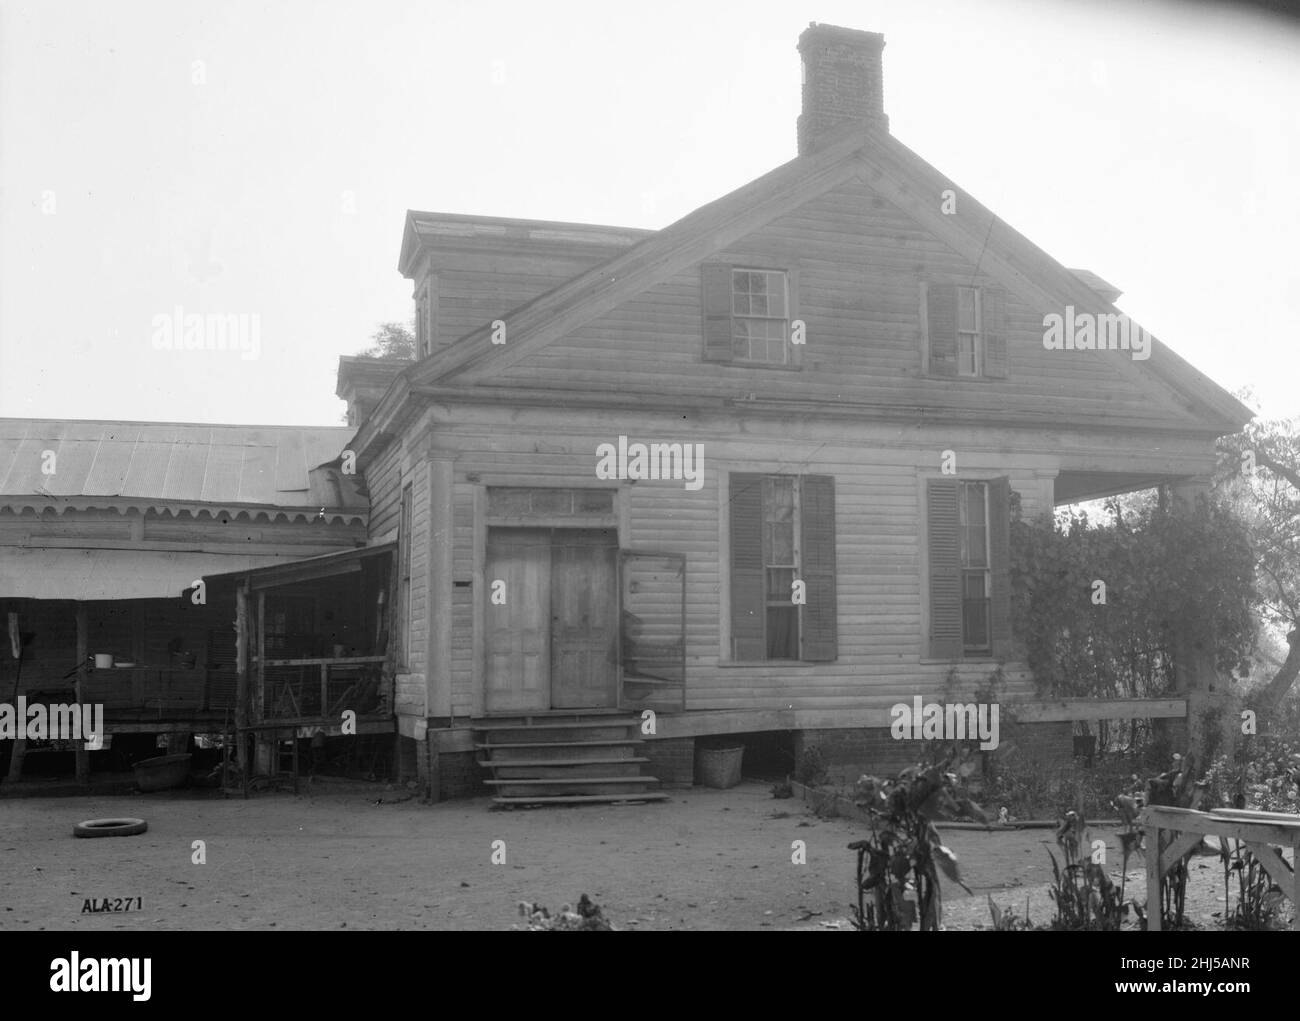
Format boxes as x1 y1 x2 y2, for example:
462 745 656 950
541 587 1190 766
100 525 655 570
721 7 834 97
0 419 364 512
0 547 300 600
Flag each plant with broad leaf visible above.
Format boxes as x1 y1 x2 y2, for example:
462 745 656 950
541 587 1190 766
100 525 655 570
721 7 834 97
1045 810 1128 931
847 751 986 932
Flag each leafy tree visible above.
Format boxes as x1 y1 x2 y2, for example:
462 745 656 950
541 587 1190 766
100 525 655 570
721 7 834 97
1215 410 1300 714
1010 496 1257 705
357 320 416 360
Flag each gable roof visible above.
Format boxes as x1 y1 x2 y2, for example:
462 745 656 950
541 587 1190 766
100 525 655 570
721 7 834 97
356 121 1251 454
0 419 365 523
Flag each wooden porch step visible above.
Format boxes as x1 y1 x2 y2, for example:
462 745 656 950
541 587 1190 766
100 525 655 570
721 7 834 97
479 718 640 729
483 776 661 787
475 756 649 768
493 793 671 805
473 740 641 750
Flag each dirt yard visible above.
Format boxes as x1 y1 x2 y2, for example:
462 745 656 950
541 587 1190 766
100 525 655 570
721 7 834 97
1 779 1291 930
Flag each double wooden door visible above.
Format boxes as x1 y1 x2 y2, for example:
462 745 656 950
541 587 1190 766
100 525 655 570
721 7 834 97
484 528 618 712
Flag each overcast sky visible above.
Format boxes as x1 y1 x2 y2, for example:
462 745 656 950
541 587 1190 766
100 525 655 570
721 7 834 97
1 0 1296 427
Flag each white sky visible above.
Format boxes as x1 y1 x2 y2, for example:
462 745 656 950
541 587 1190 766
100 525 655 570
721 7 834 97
1 0 1297 426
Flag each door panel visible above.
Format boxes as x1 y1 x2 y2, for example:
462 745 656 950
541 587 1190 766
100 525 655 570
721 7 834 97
485 529 550 713
550 531 618 709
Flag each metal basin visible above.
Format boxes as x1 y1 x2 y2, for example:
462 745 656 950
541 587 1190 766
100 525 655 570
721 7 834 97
133 753 192 792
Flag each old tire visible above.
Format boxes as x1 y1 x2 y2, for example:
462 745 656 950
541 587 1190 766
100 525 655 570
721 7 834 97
73 817 148 839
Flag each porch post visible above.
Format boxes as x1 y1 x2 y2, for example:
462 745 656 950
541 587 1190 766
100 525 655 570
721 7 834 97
235 582 249 776
426 452 454 719
75 602 89 784
1169 475 1234 763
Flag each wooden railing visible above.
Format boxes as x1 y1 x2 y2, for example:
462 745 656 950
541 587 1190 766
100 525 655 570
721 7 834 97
1142 805 1300 931
257 656 387 722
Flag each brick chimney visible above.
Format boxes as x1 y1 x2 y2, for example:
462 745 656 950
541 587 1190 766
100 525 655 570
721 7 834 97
797 23 887 154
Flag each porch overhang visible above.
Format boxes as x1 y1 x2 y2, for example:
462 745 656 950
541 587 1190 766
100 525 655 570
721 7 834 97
1054 470 1198 506
192 541 396 593
0 547 292 601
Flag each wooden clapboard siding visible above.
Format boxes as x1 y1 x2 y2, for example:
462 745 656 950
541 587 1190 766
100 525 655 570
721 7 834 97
400 410 1120 717
434 258 609 347
406 461 429 676
366 439 405 540
450 483 476 714
484 178 1198 432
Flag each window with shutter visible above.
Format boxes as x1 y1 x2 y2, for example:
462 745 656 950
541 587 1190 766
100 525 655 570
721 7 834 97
926 476 1013 660
926 282 1009 379
926 478 963 659
728 472 836 662
702 264 796 367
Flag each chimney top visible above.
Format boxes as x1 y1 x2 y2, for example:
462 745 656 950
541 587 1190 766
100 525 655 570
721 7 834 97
797 23 887 155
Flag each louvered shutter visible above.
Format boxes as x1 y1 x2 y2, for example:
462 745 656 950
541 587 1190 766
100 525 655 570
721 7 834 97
927 479 962 659
799 475 837 662
988 476 1012 658
983 286 1008 379
927 282 958 376
702 264 735 363
729 473 766 660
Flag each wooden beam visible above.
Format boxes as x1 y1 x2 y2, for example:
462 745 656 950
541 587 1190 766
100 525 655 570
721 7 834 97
1241 843 1294 892
1006 698 1186 723
75 603 89 784
1157 832 1203 876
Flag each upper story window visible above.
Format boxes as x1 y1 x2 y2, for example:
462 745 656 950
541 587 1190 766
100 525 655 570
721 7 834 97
732 269 790 365
925 282 1007 380
958 481 990 653
701 263 799 368
956 286 981 377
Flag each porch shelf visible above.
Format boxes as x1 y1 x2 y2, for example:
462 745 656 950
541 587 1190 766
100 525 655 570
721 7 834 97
256 656 386 667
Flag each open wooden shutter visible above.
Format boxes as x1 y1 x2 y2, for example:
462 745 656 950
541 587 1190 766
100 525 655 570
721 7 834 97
927 479 962 659
926 282 958 376
702 264 735 363
988 476 1012 658
729 473 766 660
982 286 1008 379
799 475 837 661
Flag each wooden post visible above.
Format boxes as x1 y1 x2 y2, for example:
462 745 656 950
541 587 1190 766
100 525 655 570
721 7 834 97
427 726 441 803
1146 825 1162 932
235 583 249 794
75 602 89 785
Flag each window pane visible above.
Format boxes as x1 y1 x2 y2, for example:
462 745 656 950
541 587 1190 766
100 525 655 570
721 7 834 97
488 488 532 515
732 321 753 360
957 334 975 375
763 477 795 563
962 571 989 649
767 274 787 317
961 484 987 567
574 489 615 513
766 606 799 659
531 489 573 514
958 287 978 332
766 567 796 600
